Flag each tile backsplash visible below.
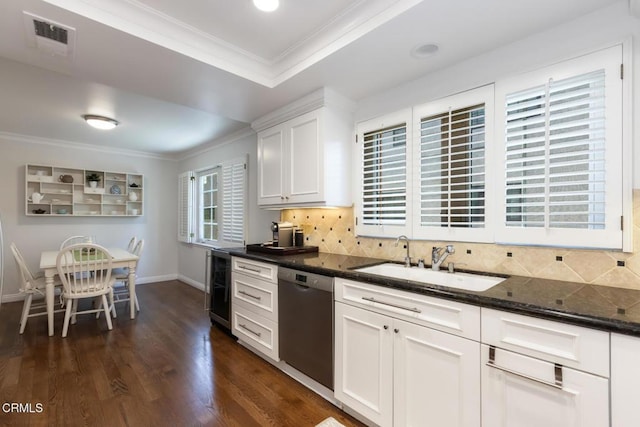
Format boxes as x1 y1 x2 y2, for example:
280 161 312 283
281 190 640 290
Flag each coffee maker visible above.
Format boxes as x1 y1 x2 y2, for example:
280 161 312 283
271 221 293 247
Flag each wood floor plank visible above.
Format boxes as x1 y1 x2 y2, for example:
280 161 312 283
0 281 365 427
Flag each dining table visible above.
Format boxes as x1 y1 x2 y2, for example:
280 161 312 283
39 247 139 336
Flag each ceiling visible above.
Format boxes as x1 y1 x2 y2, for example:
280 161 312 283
0 0 622 157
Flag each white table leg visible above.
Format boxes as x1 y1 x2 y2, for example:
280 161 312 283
45 272 55 336
128 263 137 319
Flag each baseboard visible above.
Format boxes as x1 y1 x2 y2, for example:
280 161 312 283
136 274 178 284
177 274 205 291
0 274 181 303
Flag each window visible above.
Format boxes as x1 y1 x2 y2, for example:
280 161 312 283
412 85 494 242
197 168 219 242
355 109 412 237
178 156 247 246
495 45 624 249
355 45 628 250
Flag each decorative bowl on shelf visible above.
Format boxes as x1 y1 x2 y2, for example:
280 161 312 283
129 183 139 188
32 209 46 214
57 209 67 214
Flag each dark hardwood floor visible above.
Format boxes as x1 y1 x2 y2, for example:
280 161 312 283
0 281 365 427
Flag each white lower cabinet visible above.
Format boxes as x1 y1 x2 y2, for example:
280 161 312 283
394 319 480 427
481 344 609 427
334 279 480 427
481 308 610 427
231 257 279 361
611 333 640 427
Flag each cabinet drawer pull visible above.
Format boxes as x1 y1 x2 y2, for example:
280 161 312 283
361 296 422 313
487 346 563 390
239 323 262 337
239 290 262 301
239 265 261 274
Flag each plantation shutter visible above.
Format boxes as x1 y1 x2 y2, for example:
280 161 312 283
178 171 194 243
355 109 412 238
419 104 486 228
504 70 605 229
220 159 246 244
362 123 407 225
412 85 493 242
496 45 624 249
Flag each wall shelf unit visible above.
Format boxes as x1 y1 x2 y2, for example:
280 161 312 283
26 164 144 217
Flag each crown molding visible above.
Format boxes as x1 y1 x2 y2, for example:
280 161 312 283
0 131 174 161
251 87 356 133
42 0 425 88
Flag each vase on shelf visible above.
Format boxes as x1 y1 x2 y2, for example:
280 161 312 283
128 191 138 202
89 181 98 188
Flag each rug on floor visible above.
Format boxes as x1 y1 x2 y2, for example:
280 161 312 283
316 416 346 427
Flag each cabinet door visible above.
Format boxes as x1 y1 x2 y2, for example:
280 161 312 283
334 302 393 427
481 345 609 427
611 333 640 427
394 319 480 427
257 124 285 205
287 109 323 204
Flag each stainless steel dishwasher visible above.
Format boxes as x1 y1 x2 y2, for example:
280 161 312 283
278 267 334 390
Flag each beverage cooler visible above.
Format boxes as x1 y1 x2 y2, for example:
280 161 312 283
207 249 233 332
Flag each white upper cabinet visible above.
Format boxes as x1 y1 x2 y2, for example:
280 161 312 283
253 88 354 208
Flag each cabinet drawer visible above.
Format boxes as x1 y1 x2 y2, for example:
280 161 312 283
481 308 609 377
335 278 480 340
481 344 609 427
232 257 277 284
232 302 279 362
232 272 278 321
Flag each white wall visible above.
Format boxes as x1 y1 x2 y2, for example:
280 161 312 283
0 133 179 301
175 129 278 289
356 2 640 184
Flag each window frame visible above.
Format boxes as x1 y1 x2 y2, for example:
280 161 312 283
178 155 247 247
195 166 220 244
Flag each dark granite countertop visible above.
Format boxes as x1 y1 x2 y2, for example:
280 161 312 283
227 248 640 337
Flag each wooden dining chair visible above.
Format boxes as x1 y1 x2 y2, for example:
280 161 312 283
110 239 144 317
127 236 137 253
56 243 115 337
10 243 64 334
59 235 91 250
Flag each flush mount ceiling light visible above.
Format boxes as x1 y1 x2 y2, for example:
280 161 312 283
410 43 439 59
82 114 119 130
253 0 279 12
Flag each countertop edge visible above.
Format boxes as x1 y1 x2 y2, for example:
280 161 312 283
228 249 640 338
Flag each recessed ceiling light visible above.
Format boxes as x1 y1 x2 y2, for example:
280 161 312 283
411 43 439 59
82 114 119 130
253 0 279 12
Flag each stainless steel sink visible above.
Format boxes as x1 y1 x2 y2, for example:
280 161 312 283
354 263 504 292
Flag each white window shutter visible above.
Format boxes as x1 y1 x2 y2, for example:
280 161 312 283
178 171 194 243
355 109 412 238
496 45 623 249
221 158 246 244
412 85 494 242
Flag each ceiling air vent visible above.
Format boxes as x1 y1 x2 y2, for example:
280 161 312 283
23 11 76 58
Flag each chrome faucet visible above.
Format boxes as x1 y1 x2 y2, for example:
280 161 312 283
395 235 411 267
432 245 455 271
